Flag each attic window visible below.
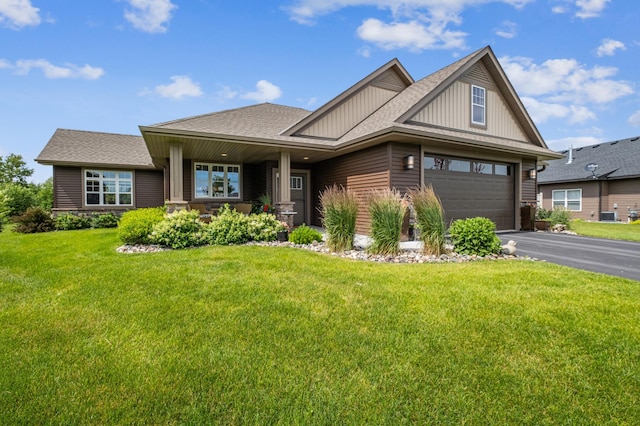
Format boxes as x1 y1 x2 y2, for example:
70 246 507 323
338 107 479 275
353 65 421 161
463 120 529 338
471 85 486 126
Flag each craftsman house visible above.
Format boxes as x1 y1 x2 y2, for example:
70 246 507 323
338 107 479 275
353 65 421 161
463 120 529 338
36 45 562 232
537 136 640 222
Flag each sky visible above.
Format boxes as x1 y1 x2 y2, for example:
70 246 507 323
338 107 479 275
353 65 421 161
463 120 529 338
1 0 638 183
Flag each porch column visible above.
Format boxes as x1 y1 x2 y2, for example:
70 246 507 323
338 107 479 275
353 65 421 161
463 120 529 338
167 142 187 212
276 151 296 229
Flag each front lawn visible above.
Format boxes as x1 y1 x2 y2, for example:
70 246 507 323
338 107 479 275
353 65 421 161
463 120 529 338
1 229 639 424
571 220 640 242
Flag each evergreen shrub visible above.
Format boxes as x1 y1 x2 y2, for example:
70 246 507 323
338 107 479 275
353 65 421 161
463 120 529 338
13 207 55 234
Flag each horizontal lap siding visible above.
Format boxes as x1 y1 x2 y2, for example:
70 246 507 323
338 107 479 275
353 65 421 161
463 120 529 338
389 143 421 194
540 181 599 221
53 166 83 209
521 159 537 202
134 169 164 208
312 143 390 234
607 179 640 213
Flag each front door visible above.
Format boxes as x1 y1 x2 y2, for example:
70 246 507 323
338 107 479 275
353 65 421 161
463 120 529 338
273 169 310 227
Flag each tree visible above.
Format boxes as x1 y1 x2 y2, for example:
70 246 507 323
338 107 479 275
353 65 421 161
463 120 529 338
0 154 34 186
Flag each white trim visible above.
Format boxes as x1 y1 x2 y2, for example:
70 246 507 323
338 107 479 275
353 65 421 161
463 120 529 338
552 188 582 212
84 169 133 207
193 162 241 199
471 84 486 126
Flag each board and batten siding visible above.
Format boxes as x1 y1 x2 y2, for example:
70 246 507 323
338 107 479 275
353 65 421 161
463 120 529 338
411 80 529 143
299 85 398 139
134 169 164 208
53 166 83 209
312 143 391 234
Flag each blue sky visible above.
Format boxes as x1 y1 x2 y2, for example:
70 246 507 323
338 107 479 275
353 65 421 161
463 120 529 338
1 0 638 182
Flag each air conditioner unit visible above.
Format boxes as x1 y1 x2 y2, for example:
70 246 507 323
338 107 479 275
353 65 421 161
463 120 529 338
600 211 616 221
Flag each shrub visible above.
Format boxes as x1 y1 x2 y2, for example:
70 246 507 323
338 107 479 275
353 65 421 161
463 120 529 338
536 207 551 220
246 213 285 242
449 217 501 256
630 220 640 225
367 188 407 256
55 213 91 231
409 185 446 256
0 183 36 217
203 204 250 245
13 207 55 234
117 207 165 245
91 213 119 229
320 184 358 252
549 206 572 228
289 224 323 245
150 210 206 249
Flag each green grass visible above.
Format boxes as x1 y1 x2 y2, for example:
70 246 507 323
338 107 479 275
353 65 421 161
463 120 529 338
571 220 640 242
1 229 639 424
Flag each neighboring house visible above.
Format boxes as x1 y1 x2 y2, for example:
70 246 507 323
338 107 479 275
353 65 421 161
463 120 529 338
36 45 562 233
537 137 640 222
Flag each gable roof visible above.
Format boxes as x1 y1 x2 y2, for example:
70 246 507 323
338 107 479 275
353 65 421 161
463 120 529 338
36 129 156 169
538 136 640 183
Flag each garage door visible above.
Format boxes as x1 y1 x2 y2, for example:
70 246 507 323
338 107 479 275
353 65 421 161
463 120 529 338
423 155 515 230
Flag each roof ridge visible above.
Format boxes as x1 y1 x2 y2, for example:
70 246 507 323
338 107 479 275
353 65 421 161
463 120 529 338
56 128 142 138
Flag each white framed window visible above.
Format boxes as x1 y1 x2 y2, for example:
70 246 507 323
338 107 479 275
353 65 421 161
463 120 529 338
290 176 303 190
552 189 581 211
194 163 240 199
471 85 486 126
85 170 133 206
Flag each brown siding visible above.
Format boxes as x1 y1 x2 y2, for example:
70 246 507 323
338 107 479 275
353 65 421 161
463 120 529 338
389 143 421 193
53 166 83 209
134 169 164 208
540 181 599 220
521 159 537 202
242 163 261 202
606 178 640 218
312 143 391 234
183 159 192 202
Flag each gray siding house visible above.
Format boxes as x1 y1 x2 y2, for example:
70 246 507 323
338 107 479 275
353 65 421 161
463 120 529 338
538 136 640 222
37 45 562 232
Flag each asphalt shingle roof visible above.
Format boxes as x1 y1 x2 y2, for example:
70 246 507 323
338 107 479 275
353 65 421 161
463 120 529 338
36 129 155 168
538 136 640 183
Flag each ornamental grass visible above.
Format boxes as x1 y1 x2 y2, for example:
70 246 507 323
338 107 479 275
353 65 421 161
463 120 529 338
409 185 446 256
367 188 406 256
320 184 359 252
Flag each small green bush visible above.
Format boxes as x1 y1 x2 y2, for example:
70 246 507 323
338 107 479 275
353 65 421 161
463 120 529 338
13 207 55 234
0 183 36 217
246 213 285 242
117 207 165 245
536 207 551 220
320 184 358 252
203 204 250 245
449 217 501 256
549 206 572 228
91 213 119 229
55 213 91 231
368 188 406 256
150 209 206 249
409 185 446 256
630 219 640 225
289 224 323 245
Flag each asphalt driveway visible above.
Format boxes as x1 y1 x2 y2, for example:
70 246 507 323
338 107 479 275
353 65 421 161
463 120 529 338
499 231 640 282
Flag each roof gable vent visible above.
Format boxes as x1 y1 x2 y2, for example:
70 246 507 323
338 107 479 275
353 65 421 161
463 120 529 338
372 69 408 92
466 64 491 84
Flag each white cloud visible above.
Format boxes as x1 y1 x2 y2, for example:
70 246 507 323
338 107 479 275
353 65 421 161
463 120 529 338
628 111 640 127
124 0 176 33
215 85 239 100
596 38 625 57
500 56 633 104
0 0 40 29
575 0 610 18
2 59 104 79
551 5 566 14
241 80 282 103
155 75 203 99
494 20 517 39
286 0 533 52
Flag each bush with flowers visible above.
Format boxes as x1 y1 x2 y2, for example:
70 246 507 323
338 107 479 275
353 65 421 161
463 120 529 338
149 209 207 249
246 212 287 242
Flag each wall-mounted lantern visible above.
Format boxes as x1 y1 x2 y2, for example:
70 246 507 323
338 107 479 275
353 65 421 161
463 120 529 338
528 168 537 180
404 155 415 170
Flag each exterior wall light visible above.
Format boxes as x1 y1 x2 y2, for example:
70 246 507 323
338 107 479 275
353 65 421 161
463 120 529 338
404 155 415 170
528 168 537 179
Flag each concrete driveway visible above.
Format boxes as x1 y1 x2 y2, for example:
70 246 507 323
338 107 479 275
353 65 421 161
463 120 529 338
499 231 640 282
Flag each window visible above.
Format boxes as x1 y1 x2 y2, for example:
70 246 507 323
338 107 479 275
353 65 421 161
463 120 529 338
494 164 511 176
290 176 303 190
194 163 240 199
552 189 581 211
85 170 133 206
471 85 486 126
472 161 492 174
